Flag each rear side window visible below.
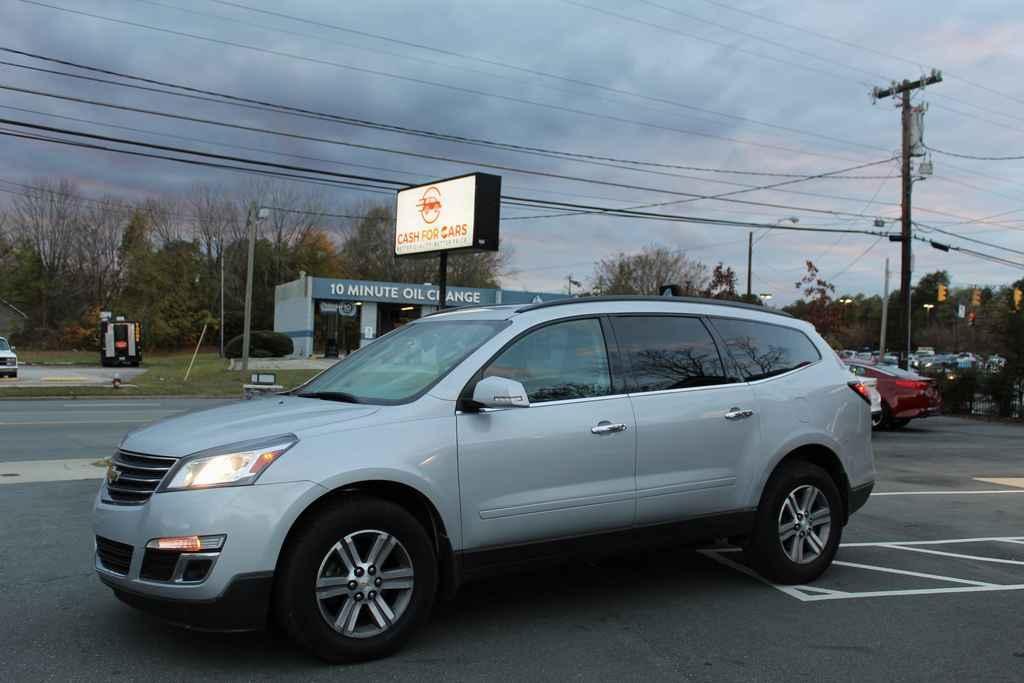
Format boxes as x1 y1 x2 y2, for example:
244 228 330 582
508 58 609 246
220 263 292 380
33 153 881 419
712 318 821 381
611 316 729 392
482 318 612 403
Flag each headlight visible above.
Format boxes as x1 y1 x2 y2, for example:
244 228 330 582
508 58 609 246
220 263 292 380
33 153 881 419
164 435 297 491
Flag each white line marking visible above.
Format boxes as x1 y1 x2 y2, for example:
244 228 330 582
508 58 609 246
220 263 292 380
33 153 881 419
60 402 164 407
1001 540 1024 546
831 560 996 587
842 536 1024 547
872 489 1024 496
0 458 106 484
696 549 827 602
791 584 1024 601
878 544 1024 566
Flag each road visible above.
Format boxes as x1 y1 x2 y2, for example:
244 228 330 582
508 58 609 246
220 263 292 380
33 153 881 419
1 403 1023 681
1 365 147 387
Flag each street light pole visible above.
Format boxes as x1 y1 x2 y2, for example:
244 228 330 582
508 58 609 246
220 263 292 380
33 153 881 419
241 206 269 373
747 217 799 298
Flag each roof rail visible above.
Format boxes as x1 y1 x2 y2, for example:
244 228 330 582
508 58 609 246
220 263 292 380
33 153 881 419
515 295 792 318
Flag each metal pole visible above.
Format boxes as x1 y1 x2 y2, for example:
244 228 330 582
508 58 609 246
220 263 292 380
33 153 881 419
746 231 753 298
219 246 225 358
438 251 449 309
241 206 257 373
879 258 889 357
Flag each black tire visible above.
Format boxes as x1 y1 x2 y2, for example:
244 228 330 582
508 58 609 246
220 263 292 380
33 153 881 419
274 496 438 663
890 418 911 429
874 402 892 430
746 461 843 584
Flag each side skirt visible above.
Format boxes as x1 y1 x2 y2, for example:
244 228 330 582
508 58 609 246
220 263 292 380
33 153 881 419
454 509 756 582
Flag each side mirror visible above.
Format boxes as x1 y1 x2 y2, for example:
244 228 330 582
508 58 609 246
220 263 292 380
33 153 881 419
471 376 530 409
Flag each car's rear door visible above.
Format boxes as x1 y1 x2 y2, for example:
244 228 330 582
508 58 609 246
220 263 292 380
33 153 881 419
610 314 761 525
456 317 637 550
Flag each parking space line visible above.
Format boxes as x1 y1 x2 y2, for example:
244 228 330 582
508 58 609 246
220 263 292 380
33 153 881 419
783 584 1024 601
696 549 844 602
831 560 995 587
872 489 1024 496
878 544 1024 566
842 536 1024 547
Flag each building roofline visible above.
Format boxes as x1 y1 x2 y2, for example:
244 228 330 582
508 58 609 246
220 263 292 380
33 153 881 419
514 295 792 317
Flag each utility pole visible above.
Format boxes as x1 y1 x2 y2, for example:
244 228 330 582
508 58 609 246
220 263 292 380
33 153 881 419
241 206 269 373
879 257 889 357
871 70 942 369
219 247 225 358
746 231 753 298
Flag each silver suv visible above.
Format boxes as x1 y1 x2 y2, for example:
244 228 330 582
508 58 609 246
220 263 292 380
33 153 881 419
94 297 875 662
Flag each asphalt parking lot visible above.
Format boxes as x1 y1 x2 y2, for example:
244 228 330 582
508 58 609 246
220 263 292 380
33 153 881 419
1 403 1022 681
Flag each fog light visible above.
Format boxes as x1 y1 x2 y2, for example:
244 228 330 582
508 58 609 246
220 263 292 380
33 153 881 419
146 534 225 552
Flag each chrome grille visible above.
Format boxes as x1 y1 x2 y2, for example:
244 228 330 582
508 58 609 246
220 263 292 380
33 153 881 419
103 449 178 505
1 357 14 366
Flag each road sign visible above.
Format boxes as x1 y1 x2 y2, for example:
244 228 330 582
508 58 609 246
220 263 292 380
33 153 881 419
958 304 966 319
339 302 357 317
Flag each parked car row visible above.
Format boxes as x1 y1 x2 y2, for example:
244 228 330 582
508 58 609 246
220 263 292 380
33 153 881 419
845 360 942 430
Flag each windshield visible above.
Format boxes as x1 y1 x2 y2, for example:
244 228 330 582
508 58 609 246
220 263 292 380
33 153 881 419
0 339 9 351
298 319 507 403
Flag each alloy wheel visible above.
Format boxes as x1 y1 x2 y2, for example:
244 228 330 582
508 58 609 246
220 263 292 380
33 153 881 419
315 529 415 639
777 485 832 564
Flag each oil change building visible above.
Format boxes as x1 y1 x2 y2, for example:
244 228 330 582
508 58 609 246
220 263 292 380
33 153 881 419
274 274 565 357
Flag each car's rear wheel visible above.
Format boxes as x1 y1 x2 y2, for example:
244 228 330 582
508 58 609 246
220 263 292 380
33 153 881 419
274 496 437 663
746 461 842 584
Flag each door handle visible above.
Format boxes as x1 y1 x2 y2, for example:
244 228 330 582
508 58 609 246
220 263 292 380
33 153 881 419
724 407 755 420
591 421 628 435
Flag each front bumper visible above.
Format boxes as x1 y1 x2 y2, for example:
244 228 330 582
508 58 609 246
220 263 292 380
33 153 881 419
93 479 325 629
101 571 274 631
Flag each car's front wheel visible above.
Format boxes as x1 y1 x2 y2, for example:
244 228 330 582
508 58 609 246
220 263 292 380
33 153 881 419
746 461 842 584
274 496 438 663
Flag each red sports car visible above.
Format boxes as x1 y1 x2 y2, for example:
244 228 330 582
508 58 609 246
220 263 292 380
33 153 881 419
845 361 942 429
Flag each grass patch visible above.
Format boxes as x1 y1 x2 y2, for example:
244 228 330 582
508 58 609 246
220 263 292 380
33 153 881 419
0 352 320 398
18 350 99 365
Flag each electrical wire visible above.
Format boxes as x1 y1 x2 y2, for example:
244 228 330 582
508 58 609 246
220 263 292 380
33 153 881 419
925 144 1024 161
0 47 898 181
0 91 901 219
12 0 877 163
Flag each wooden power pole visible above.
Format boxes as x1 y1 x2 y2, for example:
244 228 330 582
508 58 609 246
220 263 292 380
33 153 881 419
871 70 942 369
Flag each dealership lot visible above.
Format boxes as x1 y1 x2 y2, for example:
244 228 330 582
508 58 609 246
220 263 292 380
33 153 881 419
1 404 1022 681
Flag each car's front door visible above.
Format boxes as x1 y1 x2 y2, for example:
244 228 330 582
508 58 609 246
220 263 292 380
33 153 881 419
456 317 636 550
610 315 761 525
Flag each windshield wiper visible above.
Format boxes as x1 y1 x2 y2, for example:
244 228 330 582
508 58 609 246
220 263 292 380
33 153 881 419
295 391 362 404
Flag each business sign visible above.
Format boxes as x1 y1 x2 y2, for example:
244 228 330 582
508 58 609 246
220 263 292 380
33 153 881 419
312 277 496 306
394 173 501 256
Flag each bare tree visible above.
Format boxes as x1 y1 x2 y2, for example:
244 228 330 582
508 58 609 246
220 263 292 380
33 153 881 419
77 196 130 309
11 179 83 327
591 244 708 296
139 197 188 244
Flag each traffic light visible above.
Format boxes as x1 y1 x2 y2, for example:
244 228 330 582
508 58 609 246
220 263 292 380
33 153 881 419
1014 288 1023 311
971 288 982 306
937 284 948 302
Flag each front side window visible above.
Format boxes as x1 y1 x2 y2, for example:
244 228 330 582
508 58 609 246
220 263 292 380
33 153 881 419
483 318 611 403
611 316 729 392
299 320 506 403
713 318 821 381
0 338 9 351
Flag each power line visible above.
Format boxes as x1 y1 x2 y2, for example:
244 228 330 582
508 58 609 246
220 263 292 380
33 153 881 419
181 0 886 155
13 0 877 163
925 144 1024 161
914 221 1024 258
697 0 1024 115
0 53 900 192
0 123 900 237
0 86 902 219
830 237 884 280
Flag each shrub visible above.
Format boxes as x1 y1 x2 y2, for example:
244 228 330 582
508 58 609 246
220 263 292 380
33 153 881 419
224 331 293 359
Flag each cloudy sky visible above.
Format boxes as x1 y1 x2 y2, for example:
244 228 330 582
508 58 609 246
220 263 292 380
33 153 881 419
2 0 1024 303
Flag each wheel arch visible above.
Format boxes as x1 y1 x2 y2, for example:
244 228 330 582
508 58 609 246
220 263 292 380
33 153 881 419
763 444 851 524
276 479 460 601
